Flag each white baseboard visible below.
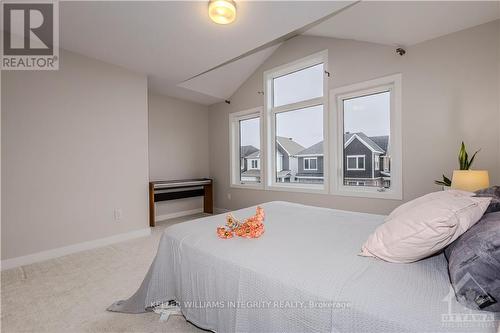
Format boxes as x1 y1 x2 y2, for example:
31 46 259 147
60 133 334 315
1 227 151 271
214 207 230 214
155 208 203 222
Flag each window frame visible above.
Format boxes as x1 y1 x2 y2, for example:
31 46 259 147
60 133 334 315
330 74 402 200
374 155 380 171
303 157 318 171
263 50 329 193
346 155 365 171
229 107 264 190
382 155 390 172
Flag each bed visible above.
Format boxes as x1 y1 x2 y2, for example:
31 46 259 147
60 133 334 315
108 201 498 332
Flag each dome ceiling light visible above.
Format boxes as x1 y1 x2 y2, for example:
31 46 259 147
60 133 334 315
208 0 236 25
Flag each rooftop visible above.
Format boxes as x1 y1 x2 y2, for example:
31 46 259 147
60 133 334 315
240 145 259 158
345 132 386 153
276 136 306 156
296 141 323 156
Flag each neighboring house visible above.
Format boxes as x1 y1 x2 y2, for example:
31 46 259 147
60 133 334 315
240 145 259 171
275 136 305 182
293 133 391 186
344 132 390 187
241 149 261 183
295 141 324 184
240 137 305 183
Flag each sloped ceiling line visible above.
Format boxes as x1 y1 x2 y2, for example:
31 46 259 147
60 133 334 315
180 1 360 84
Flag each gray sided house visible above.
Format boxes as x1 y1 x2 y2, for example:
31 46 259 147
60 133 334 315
240 145 259 172
292 133 391 186
240 137 305 183
275 136 305 182
241 149 261 183
344 132 390 187
295 141 324 184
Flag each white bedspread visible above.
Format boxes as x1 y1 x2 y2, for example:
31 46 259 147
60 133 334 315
108 201 498 333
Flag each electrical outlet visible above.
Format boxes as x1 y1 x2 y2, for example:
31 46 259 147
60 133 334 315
227 192 231 200
114 208 122 222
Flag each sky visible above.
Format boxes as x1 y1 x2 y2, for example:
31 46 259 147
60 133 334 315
273 64 323 107
240 67 390 151
240 117 260 149
276 105 323 147
239 106 324 149
344 91 390 137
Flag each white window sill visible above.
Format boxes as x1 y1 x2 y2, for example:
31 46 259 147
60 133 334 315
332 186 402 200
266 183 327 194
230 183 264 190
231 182 402 199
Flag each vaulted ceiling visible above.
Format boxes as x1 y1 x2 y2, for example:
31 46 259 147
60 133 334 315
59 1 500 106
305 1 500 46
60 1 353 105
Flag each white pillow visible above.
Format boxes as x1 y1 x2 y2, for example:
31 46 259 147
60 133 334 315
387 189 474 220
360 191 491 263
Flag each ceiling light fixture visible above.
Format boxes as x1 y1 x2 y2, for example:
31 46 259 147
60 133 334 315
208 0 236 25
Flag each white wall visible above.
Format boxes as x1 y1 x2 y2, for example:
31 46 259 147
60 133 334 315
148 93 209 219
208 20 500 215
1 50 149 260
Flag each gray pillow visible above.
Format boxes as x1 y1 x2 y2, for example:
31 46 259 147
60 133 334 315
475 186 500 213
444 211 500 312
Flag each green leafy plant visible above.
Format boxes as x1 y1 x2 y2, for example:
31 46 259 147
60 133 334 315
435 174 452 187
458 142 479 170
434 142 480 187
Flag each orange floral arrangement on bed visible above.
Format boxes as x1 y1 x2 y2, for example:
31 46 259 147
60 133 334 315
216 206 265 239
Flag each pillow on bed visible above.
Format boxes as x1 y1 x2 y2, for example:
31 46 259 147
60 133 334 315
360 191 491 263
475 185 500 214
387 189 474 220
444 211 500 312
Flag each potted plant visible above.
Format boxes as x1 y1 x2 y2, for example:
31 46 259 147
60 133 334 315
435 142 480 189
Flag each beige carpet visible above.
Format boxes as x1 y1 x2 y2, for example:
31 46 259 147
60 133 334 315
1 214 208 333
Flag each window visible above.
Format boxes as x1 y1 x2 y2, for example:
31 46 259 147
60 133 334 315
331 74 402 199
264 50 328 191
382 155 390 172
273 64 323 107
229 54 401 200
304 157 318 170
346 155 365 170
276 153 283 172
229 107 263 188
348 181 365 186
374 156 380 171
